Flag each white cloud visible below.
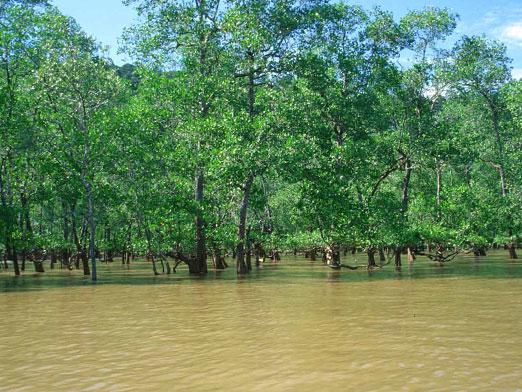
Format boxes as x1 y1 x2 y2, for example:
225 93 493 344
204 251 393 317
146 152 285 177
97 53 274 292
501 23 522 45
512 68 522 80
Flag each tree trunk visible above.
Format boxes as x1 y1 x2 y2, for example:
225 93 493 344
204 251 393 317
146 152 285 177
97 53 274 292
0 161 19 276
407 247 415 263
50 251 57 270
491 106 517 260
325 245 340 266
507 229 518 259
310 248 316 261
436 162 442 221
246 234 252 271
7 244 20 276
71 204 89 274
193 166 207 274
378 247 386 263
508 243 518 259
401 159 412 214
213 247 226 270
85 182 96 280
367 248 376 268
394 246 402 267
12 246 20 276
255 244 261 267
34 257 45 273
236 174 254 274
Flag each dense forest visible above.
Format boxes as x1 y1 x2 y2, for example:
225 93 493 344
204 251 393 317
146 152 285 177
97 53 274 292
1 0 521 280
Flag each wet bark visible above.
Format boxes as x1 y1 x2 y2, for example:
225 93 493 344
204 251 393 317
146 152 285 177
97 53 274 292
508 229 518 259
407 247 415 263
33 255 45 273
254 243 262 267
193 166 207 274
246 233 252 271
71 204 89 275
20 191 32 272
472 245 487 257
50 251 57 270
394 247 402 267
236 174 254 274
6 244 20 276
85 182 96 280
123 222 132 265
212 247 227 270
325 245 341 266
367 248 377 268
508 243 518 259
378 247 386 263
0 159 19 276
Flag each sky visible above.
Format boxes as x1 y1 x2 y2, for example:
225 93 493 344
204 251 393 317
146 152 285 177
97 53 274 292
51 0 522 78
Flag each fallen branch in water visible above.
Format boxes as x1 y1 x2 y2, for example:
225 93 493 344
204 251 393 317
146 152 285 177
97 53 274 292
327 263 375 270
417 250 459 263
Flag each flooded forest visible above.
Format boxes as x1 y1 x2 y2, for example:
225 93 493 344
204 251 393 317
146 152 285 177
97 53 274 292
1 0 522 390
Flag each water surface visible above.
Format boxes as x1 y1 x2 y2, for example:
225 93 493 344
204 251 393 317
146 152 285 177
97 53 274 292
1 252 521 391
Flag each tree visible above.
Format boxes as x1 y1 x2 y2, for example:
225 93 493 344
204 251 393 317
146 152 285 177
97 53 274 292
449 36 518 258
123 0 227 274
35 9 123 279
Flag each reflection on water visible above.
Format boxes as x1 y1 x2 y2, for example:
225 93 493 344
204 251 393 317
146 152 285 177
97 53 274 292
1 251 522 391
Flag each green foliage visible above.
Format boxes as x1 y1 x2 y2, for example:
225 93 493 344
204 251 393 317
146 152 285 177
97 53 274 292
0 1 520 275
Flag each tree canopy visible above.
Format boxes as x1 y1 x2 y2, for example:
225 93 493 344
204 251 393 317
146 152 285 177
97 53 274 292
0 1 520 279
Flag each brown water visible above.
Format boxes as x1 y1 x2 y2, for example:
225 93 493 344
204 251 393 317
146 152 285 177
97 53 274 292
1 252 522 391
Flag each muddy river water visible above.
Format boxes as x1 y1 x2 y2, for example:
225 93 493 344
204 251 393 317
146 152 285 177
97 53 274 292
1 251 521 391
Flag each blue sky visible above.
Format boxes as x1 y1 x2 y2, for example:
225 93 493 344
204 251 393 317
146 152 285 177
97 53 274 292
51 0 522 78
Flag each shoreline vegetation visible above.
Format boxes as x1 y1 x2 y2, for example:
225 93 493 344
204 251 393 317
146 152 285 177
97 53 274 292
2 250 521 289
1 1 520 283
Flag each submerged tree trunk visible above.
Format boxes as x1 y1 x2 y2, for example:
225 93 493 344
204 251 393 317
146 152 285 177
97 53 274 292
212 247 226 270
508 243 518 259
50 251 57 270
407 247 415 263
508 229 518 259
254 243 264 267
7 244 20 276
122 222 132 265
246 232 252 271
85 182 96 280
193 166 207 274
378 247 386 263
367 248 377 268
325 245 340 266
71 204 90 275
236 174 254 274
394 246 402 267
34 256 45 273
0 161 19 276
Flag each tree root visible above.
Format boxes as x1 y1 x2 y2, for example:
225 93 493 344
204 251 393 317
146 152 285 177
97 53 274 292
417 250 459 263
